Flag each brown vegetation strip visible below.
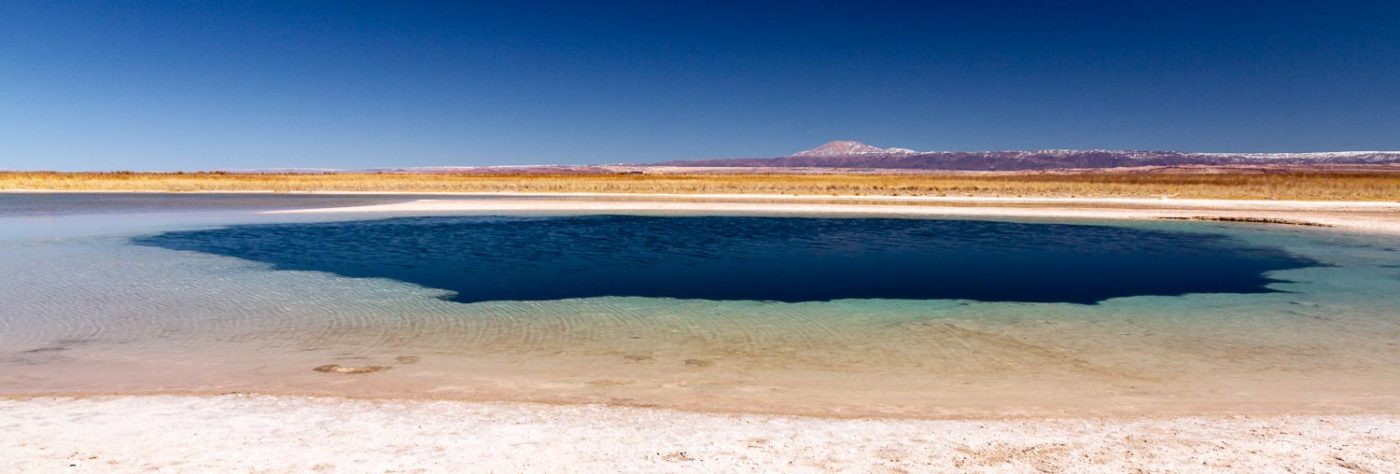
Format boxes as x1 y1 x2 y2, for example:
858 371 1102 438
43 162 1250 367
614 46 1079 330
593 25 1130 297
1158 216 1334 227
4 170 1400 200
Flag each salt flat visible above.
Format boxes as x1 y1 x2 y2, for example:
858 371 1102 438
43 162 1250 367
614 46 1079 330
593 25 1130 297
2 395 1396 473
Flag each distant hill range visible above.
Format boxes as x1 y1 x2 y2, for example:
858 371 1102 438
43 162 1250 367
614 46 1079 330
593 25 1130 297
656 140 1400 171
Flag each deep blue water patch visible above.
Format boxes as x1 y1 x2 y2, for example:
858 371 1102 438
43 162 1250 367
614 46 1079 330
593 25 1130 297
133 216 1319 304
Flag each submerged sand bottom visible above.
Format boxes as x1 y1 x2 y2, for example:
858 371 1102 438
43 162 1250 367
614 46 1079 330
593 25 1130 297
1 395 1396 472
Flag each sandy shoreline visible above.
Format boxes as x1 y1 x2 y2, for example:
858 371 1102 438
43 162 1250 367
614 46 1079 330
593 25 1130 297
265 193 1400 235
2 395 1396 472
9 188 1400 208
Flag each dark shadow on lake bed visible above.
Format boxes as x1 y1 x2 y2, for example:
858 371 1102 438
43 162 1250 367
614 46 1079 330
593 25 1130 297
132 215 1320 304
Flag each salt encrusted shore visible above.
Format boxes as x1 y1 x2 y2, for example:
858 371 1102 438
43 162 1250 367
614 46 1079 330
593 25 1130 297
268 193 1400 236
1 395 1395 473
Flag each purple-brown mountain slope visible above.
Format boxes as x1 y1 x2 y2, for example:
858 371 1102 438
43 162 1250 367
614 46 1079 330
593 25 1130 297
657 141 1400 171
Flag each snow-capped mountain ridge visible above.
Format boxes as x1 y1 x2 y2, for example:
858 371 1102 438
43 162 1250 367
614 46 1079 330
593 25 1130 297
792 141 918 157
659 141 1400 171
1196 151 1400 160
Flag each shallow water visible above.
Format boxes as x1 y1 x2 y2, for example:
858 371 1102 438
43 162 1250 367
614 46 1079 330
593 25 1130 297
2 193 1398 417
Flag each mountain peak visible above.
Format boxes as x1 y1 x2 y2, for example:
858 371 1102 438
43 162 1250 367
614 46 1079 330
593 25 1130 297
791 140 918 157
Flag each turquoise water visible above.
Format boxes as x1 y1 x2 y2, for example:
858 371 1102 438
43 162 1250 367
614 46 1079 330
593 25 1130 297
1 194 1398 417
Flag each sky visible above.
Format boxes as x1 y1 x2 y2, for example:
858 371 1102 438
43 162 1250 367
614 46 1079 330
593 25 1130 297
2 1 1398 171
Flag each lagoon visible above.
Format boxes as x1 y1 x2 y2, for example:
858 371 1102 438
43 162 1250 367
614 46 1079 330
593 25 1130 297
134 215 1318 304
2 193 1398 417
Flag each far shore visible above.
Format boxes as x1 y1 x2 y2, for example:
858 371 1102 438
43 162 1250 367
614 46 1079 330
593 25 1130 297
7 188 1400 207
7 187 1394 234
6 168 1400 201
260 192 1400 236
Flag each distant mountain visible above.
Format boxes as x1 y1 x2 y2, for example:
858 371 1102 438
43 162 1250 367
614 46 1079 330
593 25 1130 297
792 140 918 157
658 141 1400 171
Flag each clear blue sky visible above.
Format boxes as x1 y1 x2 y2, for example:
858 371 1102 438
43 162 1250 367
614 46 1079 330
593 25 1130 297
2 1 1398 171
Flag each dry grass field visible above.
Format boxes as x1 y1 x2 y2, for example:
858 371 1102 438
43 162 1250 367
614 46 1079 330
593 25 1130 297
3 170 1400 201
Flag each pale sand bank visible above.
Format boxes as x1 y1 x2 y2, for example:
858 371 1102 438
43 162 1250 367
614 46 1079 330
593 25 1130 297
422 191 1400 209
2 396 1396 473
269 194 1400 235
7 188 1400 210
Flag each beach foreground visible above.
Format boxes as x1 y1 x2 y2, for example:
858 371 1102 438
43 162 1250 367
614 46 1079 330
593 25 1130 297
1 395 1396 472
